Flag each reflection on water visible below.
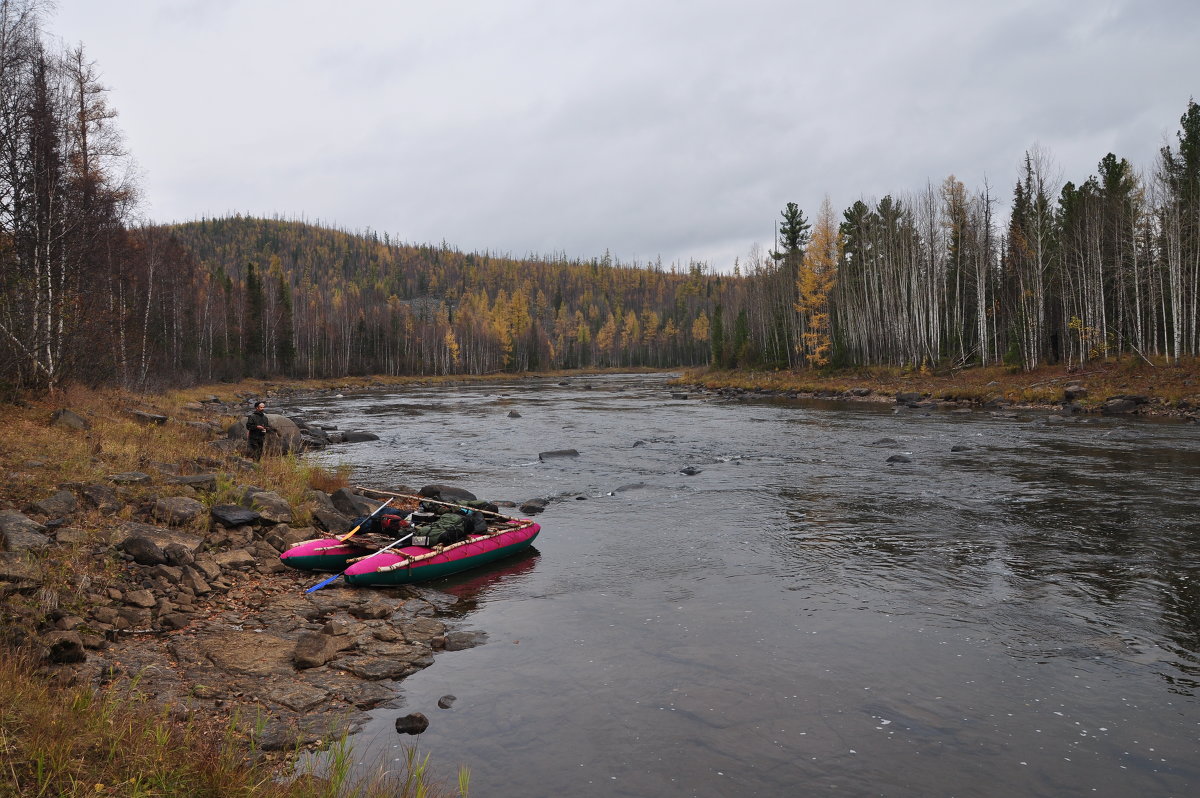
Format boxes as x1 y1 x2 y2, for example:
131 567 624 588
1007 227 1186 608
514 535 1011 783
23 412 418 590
287 375 1200 797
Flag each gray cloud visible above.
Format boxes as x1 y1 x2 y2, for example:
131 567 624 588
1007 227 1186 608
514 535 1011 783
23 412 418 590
53 0 1200 270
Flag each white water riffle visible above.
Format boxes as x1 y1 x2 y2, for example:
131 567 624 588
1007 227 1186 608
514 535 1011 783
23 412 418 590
287 374 1200 798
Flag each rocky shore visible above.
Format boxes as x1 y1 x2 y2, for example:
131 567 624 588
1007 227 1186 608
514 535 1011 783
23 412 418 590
0 394 505 760
679 377 1200 420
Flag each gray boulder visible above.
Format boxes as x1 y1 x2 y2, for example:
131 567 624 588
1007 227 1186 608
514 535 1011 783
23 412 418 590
419 484 477 502
0 552 38 587
116 521 204 556
50 408 90 430
886 454 913 464
331 488 373 517
444 630 488 651
518 498 547 515
0 510 51 551
341 430 380 443
42 631 87 664
152 496 206 526
293 630 355 669
225 413 303 454
118 536 167 566
211 504 262 528
212 549 256 570
539 449 579 460
312 508 353 535
1101 398 1140 415
79 483 122 512
337 656 420 681
246 490 293 524
169 474 218 492
27 489 77 518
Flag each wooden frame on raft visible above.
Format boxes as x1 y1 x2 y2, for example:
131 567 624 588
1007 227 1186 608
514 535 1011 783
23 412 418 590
349 486 537 573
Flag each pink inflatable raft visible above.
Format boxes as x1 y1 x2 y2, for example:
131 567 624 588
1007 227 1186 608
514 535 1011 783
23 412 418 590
280 491 541 587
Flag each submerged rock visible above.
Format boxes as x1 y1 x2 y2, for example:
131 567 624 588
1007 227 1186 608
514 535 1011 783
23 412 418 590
538 449 579 460
518 498 547 515
395 712 429 735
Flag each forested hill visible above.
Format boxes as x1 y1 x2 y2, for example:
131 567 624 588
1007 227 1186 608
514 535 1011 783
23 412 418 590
162 217 730 380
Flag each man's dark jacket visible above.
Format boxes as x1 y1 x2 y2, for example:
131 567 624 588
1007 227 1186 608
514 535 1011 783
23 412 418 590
246 410 270 439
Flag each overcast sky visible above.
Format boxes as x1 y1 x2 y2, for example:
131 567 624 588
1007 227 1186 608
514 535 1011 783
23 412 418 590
50 0 1200 271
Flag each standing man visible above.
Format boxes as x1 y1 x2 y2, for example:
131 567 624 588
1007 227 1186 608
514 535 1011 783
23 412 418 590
246 401 271 460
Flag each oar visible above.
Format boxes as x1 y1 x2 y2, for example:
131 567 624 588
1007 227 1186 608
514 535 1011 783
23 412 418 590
337 497 394 542
304 533 413 593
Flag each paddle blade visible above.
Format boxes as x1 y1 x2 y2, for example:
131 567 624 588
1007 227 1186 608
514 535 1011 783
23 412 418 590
336 523 363 542
304 573 341 593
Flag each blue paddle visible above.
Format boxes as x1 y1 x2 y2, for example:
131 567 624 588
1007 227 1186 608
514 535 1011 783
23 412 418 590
304 532 413 593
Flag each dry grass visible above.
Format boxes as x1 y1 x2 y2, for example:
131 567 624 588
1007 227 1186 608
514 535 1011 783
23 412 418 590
0 382 473 796
680 357 1200 412
0 651 465 798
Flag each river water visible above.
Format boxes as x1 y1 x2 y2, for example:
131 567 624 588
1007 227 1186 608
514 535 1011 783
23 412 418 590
288 373 1200 797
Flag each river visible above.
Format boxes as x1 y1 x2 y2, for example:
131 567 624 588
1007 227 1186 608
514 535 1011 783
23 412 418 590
287 373 1200 797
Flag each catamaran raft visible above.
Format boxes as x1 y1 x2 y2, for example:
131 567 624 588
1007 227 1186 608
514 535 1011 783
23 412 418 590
280 487 541 588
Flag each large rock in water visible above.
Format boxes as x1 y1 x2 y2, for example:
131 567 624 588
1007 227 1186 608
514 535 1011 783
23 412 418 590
225 413 302 454
419 484 477 502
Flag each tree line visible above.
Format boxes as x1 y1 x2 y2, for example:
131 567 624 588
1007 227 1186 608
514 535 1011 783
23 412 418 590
728 103 1200 373
2 0 1197 395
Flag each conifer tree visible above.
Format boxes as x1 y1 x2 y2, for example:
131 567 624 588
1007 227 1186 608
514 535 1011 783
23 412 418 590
796 197 840 367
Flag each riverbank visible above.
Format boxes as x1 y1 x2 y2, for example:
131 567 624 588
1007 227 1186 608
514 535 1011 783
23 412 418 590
0 381 493 796
673 359 1200 419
